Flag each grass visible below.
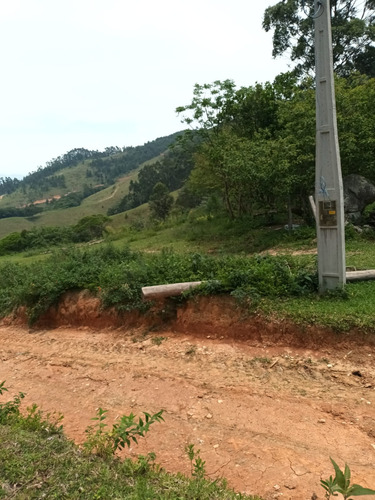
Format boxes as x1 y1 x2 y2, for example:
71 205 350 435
264 280 375 331
106 212 314 255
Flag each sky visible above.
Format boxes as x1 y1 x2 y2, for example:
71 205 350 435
0 0 289 180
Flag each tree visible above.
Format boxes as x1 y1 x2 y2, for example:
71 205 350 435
149 183 173 220
176 81 282 219
276 73 375 218
263 0 375 77
72 214 109 242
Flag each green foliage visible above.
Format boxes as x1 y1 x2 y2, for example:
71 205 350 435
263 0 375 77
0 232 25 254
20 403 64 435
186 444 206 480
0 204 43 220
0 381 8 396
0 383 25 424
0 424 261 499
0 381 63 437
321 458 375 499
0 176 20 196
151 336 167 346
149 182 174 220
0 392 25 423
177 74 375 223
5 228 375 331
109 145 194 215
72 214 109 242
177 81 288 220
0 245 318 325
0 214 110 256
83 407 164 459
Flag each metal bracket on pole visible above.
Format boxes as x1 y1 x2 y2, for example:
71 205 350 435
314 0 346 292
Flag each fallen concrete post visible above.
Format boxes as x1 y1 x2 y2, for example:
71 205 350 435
346 270 375 282
142 281 202 300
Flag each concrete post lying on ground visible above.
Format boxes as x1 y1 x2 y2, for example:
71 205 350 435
346 270 375 282
142 281 202 300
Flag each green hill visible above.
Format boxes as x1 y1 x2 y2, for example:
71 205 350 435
0 132 185 239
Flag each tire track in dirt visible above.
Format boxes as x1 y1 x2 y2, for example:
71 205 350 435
1 325 375 499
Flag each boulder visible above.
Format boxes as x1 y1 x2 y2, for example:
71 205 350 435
343 174 375 222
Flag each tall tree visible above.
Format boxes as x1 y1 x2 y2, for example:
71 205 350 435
149 183 174 220
177 81 282 218
263 0 375 77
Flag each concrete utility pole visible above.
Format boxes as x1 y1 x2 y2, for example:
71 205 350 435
314 0 346 292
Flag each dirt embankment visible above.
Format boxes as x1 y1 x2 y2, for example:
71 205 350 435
1 294 375 500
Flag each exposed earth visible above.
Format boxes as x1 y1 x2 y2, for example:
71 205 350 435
1 295 375 500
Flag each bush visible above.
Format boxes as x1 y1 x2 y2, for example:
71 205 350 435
0 246 317 325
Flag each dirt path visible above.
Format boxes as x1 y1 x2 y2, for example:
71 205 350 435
1 323 375 500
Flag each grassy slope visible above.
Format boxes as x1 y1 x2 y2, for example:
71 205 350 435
0 168 141 239
0 148 170 240
0 160 93 209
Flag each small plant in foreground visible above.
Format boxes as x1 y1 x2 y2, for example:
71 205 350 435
0 381 25 423
22 403 64 434
83 407 164 459
0 381 63 434
0 380 8 395
320 458 375 499
186 443 207 480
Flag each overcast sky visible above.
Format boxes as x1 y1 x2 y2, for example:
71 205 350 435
0 0 289 180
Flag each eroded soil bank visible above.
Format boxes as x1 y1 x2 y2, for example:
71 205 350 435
1 294 375 499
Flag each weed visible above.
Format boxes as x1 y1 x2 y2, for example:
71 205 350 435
151 336 167 346
320 357 331 364
0 380 8 395
253 357 272 365
83 407 164 459
320 458 375 499
133 452 158 474
186 443 207 480
21 403 64 435
0 382 63 434
185 345 197 356
0 382 25 424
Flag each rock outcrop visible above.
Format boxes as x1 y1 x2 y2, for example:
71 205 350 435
343 174 375 222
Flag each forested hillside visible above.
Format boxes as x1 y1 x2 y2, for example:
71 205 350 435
0 132 182 211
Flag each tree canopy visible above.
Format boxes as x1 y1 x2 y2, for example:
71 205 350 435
176 73 375 222
263 0 375 77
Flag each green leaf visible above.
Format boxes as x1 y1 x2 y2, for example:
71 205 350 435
330 458 346 490
344 462 351 488
347 484 375 495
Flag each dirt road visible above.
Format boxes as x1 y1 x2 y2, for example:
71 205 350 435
1 320 375 500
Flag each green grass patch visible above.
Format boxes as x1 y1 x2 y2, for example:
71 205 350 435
264 280 375 331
